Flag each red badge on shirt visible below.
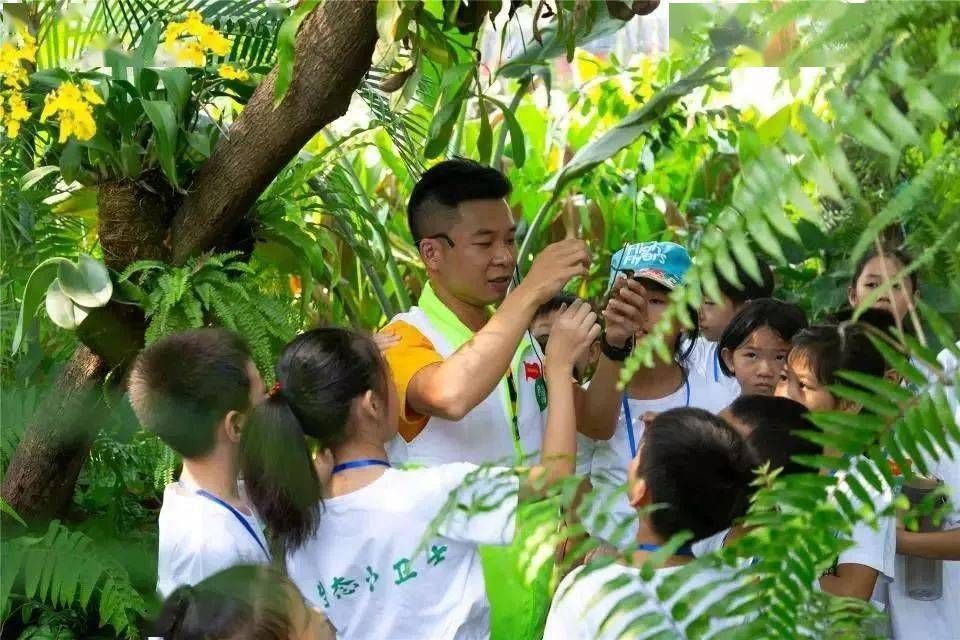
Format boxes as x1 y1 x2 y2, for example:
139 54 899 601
524 361 542 381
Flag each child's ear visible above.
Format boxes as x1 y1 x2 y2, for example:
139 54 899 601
720 347 735 375
883 368 902 385
224 410 245 444
628 477 649 509
846 285 857 307
838 398 863 415
359 389 377 418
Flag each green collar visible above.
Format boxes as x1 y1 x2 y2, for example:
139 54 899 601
418 283 533 367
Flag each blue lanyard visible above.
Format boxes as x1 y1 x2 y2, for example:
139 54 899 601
332 459 391 475
712 345 720 383
622 379 690 459
186 485 270 561
637 542 694 557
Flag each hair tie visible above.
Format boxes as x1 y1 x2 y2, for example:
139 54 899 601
269 381 282 398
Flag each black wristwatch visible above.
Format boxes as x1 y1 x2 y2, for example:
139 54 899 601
601 334 633 361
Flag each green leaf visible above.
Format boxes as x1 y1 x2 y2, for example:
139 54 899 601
21 165 60 190
484 96 525 168
0 497 26 527
141 99 179 188
157 67 191 116
60 140 83 184
477 97 492 165
274 0 321 107
548 51 733 193
56 255 113 308
10 258 71 354
45 280 89 330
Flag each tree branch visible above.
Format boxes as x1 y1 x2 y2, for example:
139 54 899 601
170 0 379 264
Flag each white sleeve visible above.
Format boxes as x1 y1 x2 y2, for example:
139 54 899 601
838 514 896 580
432 463 519 546
542 571 585 640
158 530 246 597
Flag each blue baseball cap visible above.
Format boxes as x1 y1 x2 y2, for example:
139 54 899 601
609 242 691 290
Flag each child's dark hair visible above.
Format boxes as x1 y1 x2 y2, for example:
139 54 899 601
718 298 808 377
718 259 775 305
128 328 254 459
153 565 304 640
407 157 511 243
240 328 386 553
727 395 819 476
790 324 886 386
640 408 755 540
534 293 583 321
850 246 916 293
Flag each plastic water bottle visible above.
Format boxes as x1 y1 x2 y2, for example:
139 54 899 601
902 477 943 601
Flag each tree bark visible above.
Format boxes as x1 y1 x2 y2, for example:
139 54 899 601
171 0 378 264
2 0 379 523
1 348 111 521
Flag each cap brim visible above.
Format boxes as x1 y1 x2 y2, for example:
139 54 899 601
633 268 681 290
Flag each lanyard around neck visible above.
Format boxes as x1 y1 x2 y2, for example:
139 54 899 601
181 482 270 561
622 378 690 459
331 459 391 475
712 345 720 383
637 542 695 557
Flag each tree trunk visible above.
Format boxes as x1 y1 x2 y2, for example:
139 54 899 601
1 348 110 521
2 0 379 524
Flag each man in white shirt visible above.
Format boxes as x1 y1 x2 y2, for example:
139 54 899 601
544 408 755 640
128 328 270 597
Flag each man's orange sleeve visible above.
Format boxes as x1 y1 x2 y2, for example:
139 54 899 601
382 320 444 442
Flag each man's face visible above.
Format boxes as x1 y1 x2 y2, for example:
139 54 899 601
433 199 517 306
699 293 739 342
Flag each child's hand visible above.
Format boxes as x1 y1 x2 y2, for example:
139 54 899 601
602 276 647 348
373 330 400 353
546 299 601 377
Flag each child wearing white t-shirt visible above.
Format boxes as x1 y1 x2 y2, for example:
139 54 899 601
580 242 733 547
689 257 776 412
240 301 600 640
544 408 755 640
128 329 271 598
776 324 897 604
717 298 807 397
888 343 960 639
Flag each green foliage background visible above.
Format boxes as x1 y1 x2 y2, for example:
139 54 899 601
1 0 959 638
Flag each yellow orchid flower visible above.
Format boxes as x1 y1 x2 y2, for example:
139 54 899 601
2 66 28 89
163 11 231 65
18 29 37 63
0 43 20 76
218 64 249 81
3 90 30 138
39 81 101 142
81 81 104 105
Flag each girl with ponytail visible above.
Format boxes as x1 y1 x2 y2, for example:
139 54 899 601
241 300 600 640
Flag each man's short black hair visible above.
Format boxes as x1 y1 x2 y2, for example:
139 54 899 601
728 395 819 476
790 323 886 387
406 157 511 243
129 328 255 459
718 298 808 377
717 259 775 305
641 408 755 541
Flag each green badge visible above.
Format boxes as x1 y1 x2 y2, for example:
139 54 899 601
534 377 548 411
